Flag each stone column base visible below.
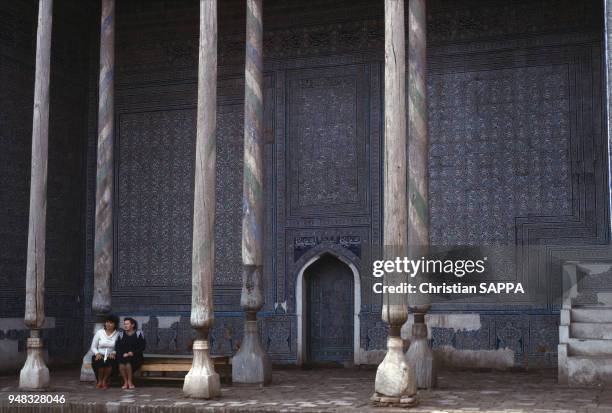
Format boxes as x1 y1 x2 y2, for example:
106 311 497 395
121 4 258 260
232 320 272 384
183 339 221 399
371 393 419 408
558 343 568 384
406 323 436 389
375 336 417 398
19 336 50 391
80 350 95 382
80 322 103 382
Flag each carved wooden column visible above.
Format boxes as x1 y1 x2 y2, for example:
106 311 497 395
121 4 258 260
19 0 53 391
183 0 221 399
372 0 417 407
232 0 272 385
605 0 612 235
80 0 115 382
404 0 436 390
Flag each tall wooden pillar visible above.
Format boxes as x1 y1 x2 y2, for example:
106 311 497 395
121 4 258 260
405 0 436 390
183 0 221 399
81 0 115 382
605 0 612 236
19 0 53 391
232 0 272 385
372 0 417 407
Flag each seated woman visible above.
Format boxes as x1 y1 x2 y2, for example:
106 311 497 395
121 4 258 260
116 317 146 389
90 314 120 389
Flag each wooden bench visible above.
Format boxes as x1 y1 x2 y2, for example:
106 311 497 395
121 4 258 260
138 354 232 383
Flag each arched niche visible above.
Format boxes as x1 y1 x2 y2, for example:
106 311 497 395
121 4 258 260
294 244 361 366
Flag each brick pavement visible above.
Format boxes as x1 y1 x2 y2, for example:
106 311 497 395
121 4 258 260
0 368 610 412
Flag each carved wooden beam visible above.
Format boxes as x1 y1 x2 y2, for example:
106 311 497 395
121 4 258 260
81 0 116 382
407 0 428 250
241 0 265 312
92 0 114 317
373 0 417 407
20 0 53 390
233 0 272 385
183 0 221 399
405 0 436 390
382 0 408 330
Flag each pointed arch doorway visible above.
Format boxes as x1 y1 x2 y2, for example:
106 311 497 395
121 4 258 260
296 250 361 366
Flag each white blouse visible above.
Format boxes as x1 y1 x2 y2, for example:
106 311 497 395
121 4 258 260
90 329 119 356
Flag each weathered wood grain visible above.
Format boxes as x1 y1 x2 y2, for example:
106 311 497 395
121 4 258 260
382 0 408 329
183 2 221 399
233 0 272 385
241 0 265 313
92 0 115 316
407 0 429 249
190 0 218 333
24 0 53 331
20 0 53 391
375 0 417 401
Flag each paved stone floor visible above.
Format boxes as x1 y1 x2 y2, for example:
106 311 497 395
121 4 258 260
0 368 611 412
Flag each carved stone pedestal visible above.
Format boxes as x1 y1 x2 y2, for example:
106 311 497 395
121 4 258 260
183 339 221 399
232 319 272 384
406 318 436 389
80 351 95 382
19 333 50 391
374 336 417 398
80 322 103 381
